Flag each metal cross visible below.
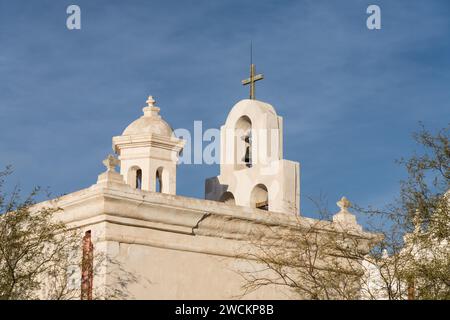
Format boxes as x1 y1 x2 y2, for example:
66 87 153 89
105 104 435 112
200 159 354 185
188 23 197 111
242 63 264 100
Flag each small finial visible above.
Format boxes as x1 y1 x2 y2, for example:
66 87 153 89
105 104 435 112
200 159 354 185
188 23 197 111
333 196 361 231
337 196 351 212
103 154 120 172
146 95 156 107
143 95 160 117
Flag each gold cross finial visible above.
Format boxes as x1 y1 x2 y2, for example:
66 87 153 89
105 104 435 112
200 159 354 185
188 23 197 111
241 43 263 99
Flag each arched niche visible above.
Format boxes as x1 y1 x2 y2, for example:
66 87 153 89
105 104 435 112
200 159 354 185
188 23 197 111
250 184 268 210
234 115 252 170
219 191 236 205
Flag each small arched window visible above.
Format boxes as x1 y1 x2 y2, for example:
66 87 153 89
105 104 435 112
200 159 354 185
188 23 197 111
128 166 143 190
156 167 163 193
243 131 252 168
250 184 268 210
235 116 252 170
136 169 142 189
220 191 235 205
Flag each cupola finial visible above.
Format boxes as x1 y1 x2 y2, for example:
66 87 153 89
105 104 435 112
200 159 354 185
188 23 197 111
146 95 156 107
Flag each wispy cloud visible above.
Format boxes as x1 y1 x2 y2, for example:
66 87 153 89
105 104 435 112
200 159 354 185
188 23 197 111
0 0 449 220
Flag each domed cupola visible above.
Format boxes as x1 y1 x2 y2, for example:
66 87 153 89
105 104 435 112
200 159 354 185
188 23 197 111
122 96 173 137
112 95 184 194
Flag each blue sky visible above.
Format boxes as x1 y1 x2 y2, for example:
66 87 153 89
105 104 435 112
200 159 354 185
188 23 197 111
0 0 449 222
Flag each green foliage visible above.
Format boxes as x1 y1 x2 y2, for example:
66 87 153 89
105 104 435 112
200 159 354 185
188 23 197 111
0 167 80 300
241 124 449 300
397 125 449 299
364 124 450 300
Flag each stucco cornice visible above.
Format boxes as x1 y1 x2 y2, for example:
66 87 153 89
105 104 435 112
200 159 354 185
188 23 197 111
41 182 378 244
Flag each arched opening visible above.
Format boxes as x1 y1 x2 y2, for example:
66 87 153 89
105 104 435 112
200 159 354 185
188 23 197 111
219 191 235 205
250 184 268 210
235 116 252 170
136 169 142 189
156 167 163 193
128 166 143 190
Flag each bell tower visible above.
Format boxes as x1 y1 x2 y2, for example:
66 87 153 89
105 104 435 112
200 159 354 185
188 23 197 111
112 96 184 194
205 98 300 215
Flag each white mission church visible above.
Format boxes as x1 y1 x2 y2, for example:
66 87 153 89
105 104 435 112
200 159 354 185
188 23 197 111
36 65 377 299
